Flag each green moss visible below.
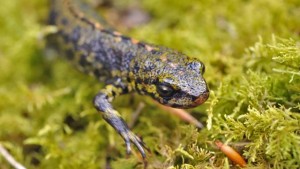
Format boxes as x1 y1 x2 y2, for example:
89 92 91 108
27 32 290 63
0 0 299 168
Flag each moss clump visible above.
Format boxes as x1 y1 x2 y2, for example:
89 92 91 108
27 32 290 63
0 0 299 168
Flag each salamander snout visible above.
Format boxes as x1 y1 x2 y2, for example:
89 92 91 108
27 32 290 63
192 89 209 107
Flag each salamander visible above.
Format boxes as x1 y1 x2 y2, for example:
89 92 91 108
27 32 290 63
48 0 209 159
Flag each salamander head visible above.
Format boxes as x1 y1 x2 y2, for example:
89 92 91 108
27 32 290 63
130 49 209 109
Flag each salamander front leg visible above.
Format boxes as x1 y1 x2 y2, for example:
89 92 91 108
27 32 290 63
93 85 147 159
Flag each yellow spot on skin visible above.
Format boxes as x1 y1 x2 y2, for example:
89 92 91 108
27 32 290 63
94 22 102 29
137 84 143 91
145 84 156 94
96 63 103 69
77 12 84 19
145 45 154 51
170 63 178 68
115 37 122 42
86 53 95 62
131 38 139 44
160 53 168 62
113 31 122 36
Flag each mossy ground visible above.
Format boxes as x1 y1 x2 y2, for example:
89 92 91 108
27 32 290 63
0 0 299 168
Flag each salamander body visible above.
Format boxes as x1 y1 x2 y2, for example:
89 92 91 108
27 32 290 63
49 0 209 158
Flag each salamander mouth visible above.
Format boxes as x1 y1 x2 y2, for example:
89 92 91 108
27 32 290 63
192 90 209 107
169 90 210 109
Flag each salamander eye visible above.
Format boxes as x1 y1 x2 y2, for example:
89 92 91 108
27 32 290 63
188 61 205 74
157 83 175 97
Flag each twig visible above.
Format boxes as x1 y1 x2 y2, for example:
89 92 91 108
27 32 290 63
129 102 146 129
156 103 204 129
0 143 27 169
272 68 300 76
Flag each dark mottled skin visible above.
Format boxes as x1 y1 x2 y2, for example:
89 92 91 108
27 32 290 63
49 0 209 159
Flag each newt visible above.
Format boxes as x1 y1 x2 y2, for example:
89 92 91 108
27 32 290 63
48 0 209 159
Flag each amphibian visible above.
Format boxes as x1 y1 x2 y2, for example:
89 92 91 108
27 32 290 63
48 0 209 159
